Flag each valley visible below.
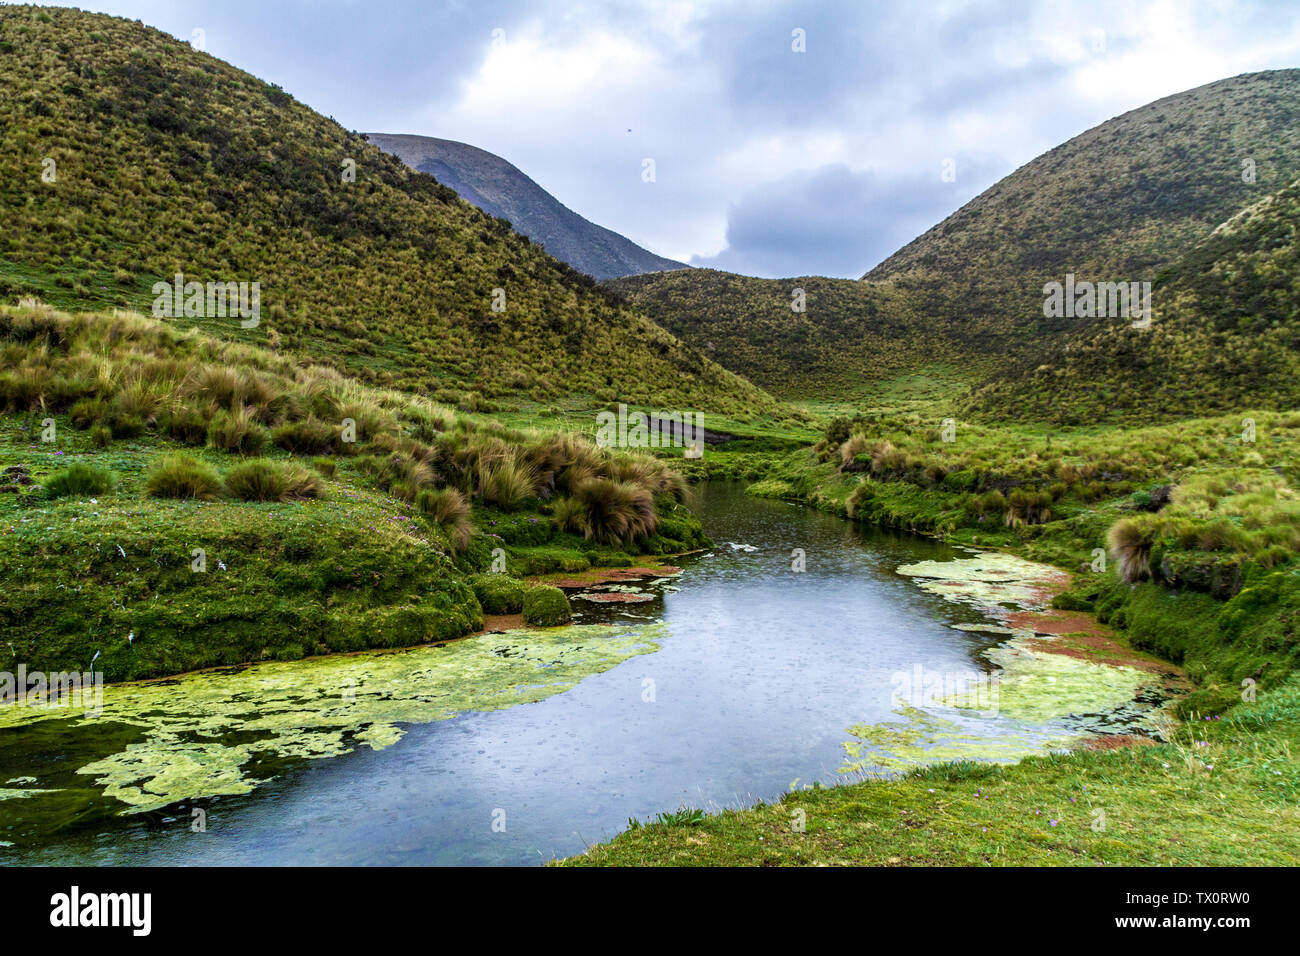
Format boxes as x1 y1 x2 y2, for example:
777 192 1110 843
0 4 1297 874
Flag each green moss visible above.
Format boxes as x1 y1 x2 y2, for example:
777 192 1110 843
470 572 528 614
522 585 572 626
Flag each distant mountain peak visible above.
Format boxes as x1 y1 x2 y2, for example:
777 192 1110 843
367 133 686 281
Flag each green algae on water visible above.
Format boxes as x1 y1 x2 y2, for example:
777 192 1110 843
962 637 1149 724
841 705 1077 776
0 623 665 814
838 553 1165 776
896 552 1068 613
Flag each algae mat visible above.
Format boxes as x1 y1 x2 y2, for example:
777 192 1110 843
0 623 665 816
838 553 1165 776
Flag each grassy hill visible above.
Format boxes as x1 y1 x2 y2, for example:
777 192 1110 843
0 300 711 682
0 5 782 420
866 70 1300 358
369 133 686 281
606 269 949 401
964 175 1300 424
610 72 1300 414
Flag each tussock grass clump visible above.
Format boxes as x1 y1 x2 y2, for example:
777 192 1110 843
224 459 324 502
477 458 537 512
159 403 214 445
69 397 106 429
839 433 871 469
1004 488 1053 527
337 399 395 443
44 462 116 498
573 477 657 544
1107 517 1155 582
272 417 339 454
222 459 283 501
403 402 456 442
416 487 472 551
522 584 572 626
552 496 590 537
606 452 689 503
145 454 222 500
361 453 435 501
208 406 269 454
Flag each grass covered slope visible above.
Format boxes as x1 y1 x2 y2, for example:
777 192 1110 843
867 70 1300 356
608 73 1300 409
0 5 780 418
0 302 709 682
965 175 1300 425
606 269 936 400
369 133 686 281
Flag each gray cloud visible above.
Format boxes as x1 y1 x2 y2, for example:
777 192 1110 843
691 156 1006 277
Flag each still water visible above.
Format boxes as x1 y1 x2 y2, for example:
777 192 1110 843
1 483 1152 865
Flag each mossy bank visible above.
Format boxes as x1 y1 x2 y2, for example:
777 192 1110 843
0 302 708 682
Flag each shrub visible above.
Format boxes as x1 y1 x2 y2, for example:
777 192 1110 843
470 572 527 614
45 462 116 498
145 453 222 500
522 585 572 626
416 486 472 551
89 424 113 448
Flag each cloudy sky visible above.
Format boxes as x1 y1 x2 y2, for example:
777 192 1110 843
46 0 1300 277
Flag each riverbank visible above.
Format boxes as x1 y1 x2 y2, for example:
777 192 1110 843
560 678 1300 865
0 303 710 683
558 535 1300 866
560 420 1300 865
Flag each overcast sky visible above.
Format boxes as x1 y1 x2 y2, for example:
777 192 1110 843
44 0 1300 277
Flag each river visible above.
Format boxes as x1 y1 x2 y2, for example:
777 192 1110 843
0 483 1166 865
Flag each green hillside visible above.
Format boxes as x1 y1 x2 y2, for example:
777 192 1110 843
606 72 1300 409
0 300 710 681
866 70 1300 358
965 175 1300 424
606 269 943 400
0 5 783 419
